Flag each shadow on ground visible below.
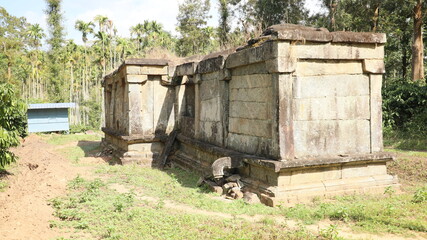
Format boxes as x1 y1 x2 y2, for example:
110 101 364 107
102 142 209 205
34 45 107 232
77 140 119 165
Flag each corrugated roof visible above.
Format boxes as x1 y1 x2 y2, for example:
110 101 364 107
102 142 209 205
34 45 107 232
28 103 76 109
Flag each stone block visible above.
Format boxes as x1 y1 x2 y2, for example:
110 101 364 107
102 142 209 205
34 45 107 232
226 41 278 69
293 120 371 157
278 172 291 186
229 118 272 138
293 96 370 121
197 56 225 74
126 74 148 83
229 101 270 120
232 62 269 76
368 163 387 176
230 74 272 89
153 83 175 134
128 84 144 135
200 98 221 122
370 74 383 153
199 121 222 145
175 62 197 76
290 167 342 185
363 59 385 73
199 79 219 101
229 88 272 103
201 71 221 81
294 42 384 60
293 74 369 99
226 133 273 157
126 65 168 75
342 164 369 178
295 60 363 76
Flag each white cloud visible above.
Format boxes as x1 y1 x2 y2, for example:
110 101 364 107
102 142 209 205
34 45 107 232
65 0 181 44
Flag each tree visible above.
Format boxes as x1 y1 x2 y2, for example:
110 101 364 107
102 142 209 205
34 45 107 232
75 20 94 100
0 7 28 84
0 83 27 167
45 0 66 102
176 0 217 56
27 24 45 49
255 0 308 29
130 23 145 54
27 24 45 99
411 0 424 81
218 0 231 47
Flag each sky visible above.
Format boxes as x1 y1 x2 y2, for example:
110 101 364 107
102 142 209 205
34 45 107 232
0 0 322 45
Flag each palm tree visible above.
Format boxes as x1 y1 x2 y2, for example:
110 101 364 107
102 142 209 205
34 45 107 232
27 24 45 99
116 37 133 61
94 31 109 76
75 20 94 101
27 24 45 49
130 23 145 54
94 15 109 33
74 20 94 44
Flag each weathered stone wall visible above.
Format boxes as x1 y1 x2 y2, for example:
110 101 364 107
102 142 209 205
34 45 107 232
102 59 174 166
102 24 398 205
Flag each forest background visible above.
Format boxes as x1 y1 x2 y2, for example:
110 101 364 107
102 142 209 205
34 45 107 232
0 0 426 148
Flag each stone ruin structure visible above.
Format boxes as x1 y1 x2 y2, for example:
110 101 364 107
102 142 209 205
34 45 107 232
102 24 399 206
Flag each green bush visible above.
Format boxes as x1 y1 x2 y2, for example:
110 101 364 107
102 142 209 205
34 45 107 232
383 80 427 136
0 83 27 167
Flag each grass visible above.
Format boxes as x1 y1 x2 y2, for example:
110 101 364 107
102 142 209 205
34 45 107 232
44 133 427 239
384 129 427 152
59 142 101 163
44 132 102 146
50 176 318 240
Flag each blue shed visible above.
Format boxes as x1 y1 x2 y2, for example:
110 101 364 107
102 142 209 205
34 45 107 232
27 103 76 133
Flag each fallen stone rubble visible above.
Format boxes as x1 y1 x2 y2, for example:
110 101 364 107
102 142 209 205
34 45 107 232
198 174 261 204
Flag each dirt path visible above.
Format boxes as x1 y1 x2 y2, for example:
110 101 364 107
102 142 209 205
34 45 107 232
0 135 101 240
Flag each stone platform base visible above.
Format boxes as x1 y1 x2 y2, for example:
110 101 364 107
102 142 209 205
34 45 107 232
102 129 165 167
170 134 399 206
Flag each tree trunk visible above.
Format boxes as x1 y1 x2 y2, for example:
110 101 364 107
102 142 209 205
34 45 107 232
411 0 424 81
372 3 380 32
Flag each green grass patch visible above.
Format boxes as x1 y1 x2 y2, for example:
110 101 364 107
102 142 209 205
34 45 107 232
96 165 277 216
279 193 427 233
51 176 318 240
59 142 101 163
47 133 427 238
94 164 427 236
44 133 101 146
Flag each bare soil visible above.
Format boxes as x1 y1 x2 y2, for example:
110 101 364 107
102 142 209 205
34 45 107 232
0 134 104 240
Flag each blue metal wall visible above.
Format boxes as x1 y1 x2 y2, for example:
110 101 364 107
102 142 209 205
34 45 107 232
27 108 70 133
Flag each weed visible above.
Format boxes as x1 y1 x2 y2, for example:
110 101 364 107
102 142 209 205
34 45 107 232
319 224 341 240
384 186 396 196
260 217 276 225
412 185 427 203
0 180 7 192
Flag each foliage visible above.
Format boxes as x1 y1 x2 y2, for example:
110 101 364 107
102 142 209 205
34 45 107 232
255 0 309 28
176 0 218 56
383 80 427 136
0 83 27 167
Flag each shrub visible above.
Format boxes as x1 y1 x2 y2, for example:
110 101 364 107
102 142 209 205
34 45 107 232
0 83 27 167
383 80 427 136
